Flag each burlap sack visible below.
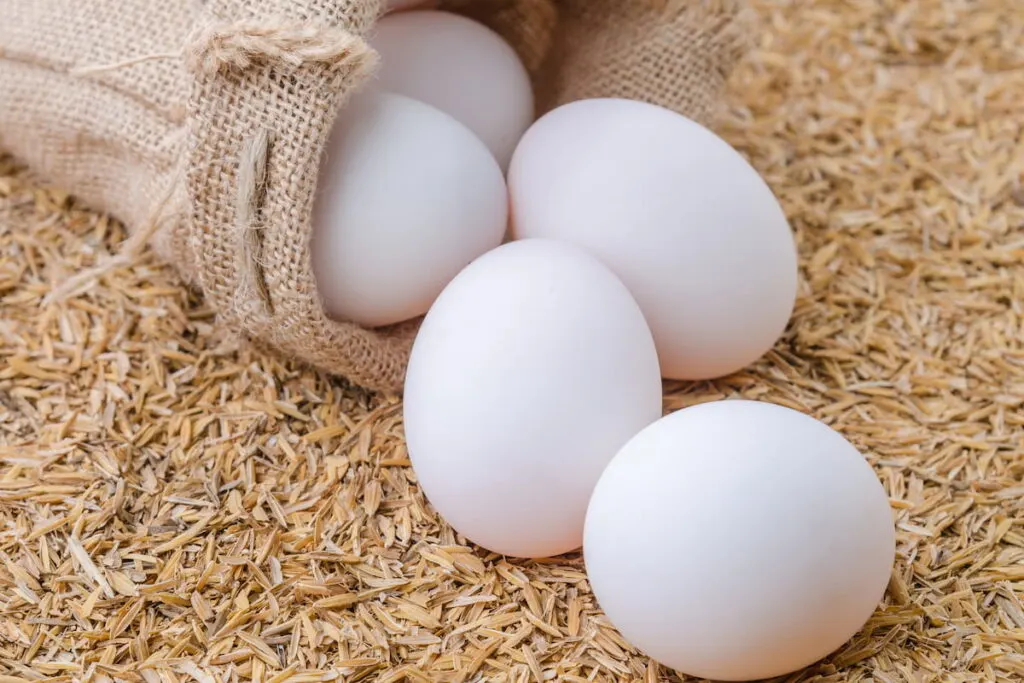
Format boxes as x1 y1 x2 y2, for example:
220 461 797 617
0 0 748 393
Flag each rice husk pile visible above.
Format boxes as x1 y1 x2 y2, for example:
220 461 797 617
2 0 1024 680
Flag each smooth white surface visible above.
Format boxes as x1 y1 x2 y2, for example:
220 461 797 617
312 91 507 328
369 10 534 170
403 239 663 558
584 400 896 681
509 98 798 380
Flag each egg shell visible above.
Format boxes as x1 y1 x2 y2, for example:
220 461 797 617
509 98 798 380
403 238 663 558
584 400 895 681
368 10 534 170
312 91 507 328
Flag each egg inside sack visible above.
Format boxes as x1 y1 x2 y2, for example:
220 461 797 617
368 10 534 170
403 239 663 559
311 91 507 328
508 98 799 380
584 400 896 681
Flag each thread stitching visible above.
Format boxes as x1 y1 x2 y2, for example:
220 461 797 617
235 128 275 317
185 20 379 76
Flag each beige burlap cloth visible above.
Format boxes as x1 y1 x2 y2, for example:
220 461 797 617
0 0 748 393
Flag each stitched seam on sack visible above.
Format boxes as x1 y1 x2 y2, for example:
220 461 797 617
184 21 380 327
184 20 378 75
235 129 275 317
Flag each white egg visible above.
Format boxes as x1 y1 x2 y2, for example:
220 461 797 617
312 91 507 328
403 239 663 558
369 10 534 170
509 98 798 380
584 400 895 681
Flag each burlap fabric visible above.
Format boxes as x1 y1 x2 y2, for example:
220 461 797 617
0 0 748 393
